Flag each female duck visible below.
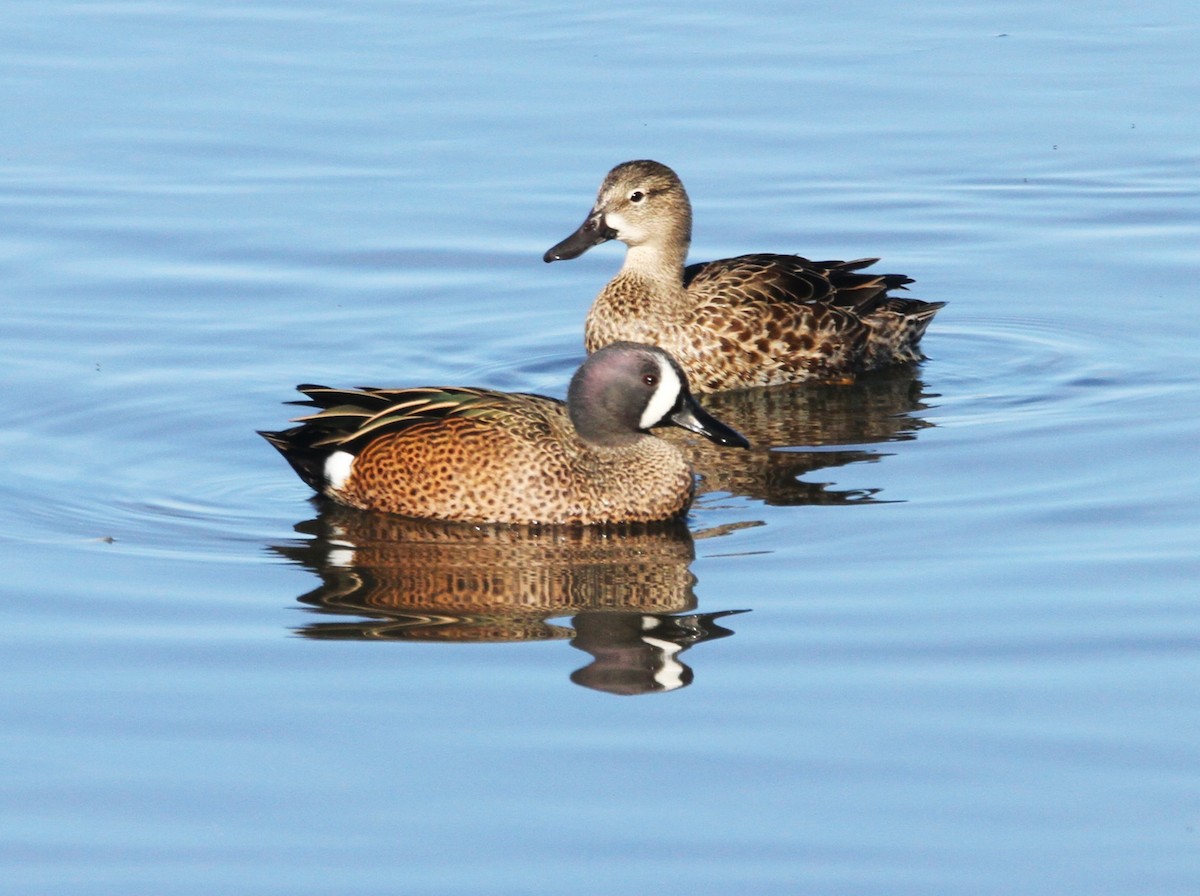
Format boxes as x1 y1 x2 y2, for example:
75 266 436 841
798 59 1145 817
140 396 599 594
544 159 944 392
260 342 748 526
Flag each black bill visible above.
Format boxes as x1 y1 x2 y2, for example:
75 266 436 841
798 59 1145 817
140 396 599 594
667 394 750 449
543 210 617 262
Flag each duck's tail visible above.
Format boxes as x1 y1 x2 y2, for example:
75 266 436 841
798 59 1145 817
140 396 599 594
862 299 946 366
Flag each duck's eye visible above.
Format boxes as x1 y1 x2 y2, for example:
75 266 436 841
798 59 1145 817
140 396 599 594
643 373 658 388
629 191 645 203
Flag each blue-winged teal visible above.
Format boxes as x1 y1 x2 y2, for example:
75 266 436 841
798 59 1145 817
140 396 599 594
544 159 945 392
260 342 748 526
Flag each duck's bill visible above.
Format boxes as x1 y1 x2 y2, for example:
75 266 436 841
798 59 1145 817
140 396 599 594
543 211 617 262
668 397 750 449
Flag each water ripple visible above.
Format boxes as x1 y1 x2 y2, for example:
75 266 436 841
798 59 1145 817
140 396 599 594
924 313 1182 430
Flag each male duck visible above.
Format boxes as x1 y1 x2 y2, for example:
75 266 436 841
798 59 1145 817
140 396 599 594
544 159 944 392
260 342 748 526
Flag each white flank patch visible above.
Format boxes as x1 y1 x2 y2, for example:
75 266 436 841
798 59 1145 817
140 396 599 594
639 356 682 430
324 450 355 491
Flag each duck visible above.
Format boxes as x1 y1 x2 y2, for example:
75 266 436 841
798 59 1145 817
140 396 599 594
260 342 748 526
544 159 944 392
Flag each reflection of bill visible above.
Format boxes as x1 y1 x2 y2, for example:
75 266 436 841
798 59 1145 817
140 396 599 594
272 508 746 695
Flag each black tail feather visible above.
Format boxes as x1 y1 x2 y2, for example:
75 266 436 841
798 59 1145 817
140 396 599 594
259 427 329 493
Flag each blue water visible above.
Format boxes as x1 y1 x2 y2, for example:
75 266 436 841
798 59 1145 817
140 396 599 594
3 1 1199 893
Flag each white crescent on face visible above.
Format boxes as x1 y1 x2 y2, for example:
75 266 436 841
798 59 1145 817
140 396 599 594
638 355 682 430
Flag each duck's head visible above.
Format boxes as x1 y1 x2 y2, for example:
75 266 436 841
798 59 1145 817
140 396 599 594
544 160 692 262
567 342 748 450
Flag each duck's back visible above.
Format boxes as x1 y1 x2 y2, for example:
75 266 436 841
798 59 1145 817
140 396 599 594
682 253 913 310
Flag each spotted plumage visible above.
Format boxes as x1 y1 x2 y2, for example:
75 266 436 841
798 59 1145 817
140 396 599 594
260 342 748 526
544 159 945 392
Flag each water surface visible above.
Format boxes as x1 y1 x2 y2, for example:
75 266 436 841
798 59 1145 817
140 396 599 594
3 1 1199 894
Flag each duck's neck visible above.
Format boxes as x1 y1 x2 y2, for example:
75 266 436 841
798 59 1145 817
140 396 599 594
619 242 688 288
591 216 694 339
618 209 692 290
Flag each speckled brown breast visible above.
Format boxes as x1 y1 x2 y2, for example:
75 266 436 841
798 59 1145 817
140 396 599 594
331 404 697 525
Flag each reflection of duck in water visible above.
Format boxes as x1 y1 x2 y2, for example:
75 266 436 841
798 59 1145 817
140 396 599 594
664 365 937 506
272 508 746 695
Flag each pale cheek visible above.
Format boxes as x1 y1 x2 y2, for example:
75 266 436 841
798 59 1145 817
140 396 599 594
605 210 643 242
